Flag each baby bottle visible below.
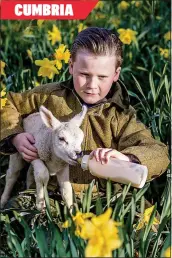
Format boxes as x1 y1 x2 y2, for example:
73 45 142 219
80 155 148 188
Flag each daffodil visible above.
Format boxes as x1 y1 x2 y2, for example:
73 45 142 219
118 1 130 10
27 49 33 63
131 1 141 7
80 208 122 257
163 246 171 257
37 20 44 28
62 220 69 228
35 58 59 79
136 205 160 230
72 211 94 237
1 25 6 31
155 16 162 20
23 27 33 36
54 44 70 69
48 25 61 46
110 17 121 28
0 89 7 109
95 1 104 10
77 23 87 33
164 31 171 41
33 81 40 87
12 23 20 32
117 28 137 45
159 48 169 59
0 61 6 76
95 12 106 20
1 82 6 90
128 52 133 60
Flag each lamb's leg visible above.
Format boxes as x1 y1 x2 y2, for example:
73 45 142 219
1 153 26 208
57 165 73 210
31 159 49 211
26 165 34 189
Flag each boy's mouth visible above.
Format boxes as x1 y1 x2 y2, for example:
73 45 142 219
84 92 98 95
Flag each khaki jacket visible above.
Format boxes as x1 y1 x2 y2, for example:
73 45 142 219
0 79 169 193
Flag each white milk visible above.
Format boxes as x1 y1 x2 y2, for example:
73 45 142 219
81 155 148 188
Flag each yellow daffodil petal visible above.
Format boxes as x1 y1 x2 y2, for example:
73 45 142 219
117 28 137 45
23 27 33 36
85 236 104 257
1 89 6 97
91 208 112 226
37 20 44 28
136 219 145 230
0 89 7 109
1 98 7 109
34 81 40 87
27 49 33 62
48 24 61 45
56 60 62 70
77 23 87 33
118 1 130 10
78 209 122 257
136 205 160 231
144 206 155 217
95 1 104 10
58 44 66 52
80 220 98 239
163 246 171 257
62 220 69 228
164 31 171 41
1 60 6 76
63 50 70 63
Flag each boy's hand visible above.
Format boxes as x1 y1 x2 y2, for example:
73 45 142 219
11 133 38 162
90 148 130 165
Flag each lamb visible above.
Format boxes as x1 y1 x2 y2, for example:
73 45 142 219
1 105 87 210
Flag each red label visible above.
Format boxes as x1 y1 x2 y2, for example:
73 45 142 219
1 0 98 20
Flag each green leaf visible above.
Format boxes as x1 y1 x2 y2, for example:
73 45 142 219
69 238 79 258
131 74 151 111
44 186 53 222
53 226 67 257
149 68 156 104
106 179 112 208
35 226 50 257
86 179 95 213
95 196 103 215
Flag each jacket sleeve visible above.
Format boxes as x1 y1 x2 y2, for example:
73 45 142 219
114 106 170 181
0 87 50 155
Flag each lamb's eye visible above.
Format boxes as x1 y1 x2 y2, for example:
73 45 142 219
59 137 68 144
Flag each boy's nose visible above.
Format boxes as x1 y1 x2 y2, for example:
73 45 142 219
87 78 98 89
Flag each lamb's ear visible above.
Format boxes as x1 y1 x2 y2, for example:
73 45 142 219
70 105 87 127
39 106 61 130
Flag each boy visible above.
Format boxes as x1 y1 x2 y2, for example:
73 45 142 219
0 27 169 199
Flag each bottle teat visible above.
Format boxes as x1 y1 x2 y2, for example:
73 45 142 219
80 155 90 170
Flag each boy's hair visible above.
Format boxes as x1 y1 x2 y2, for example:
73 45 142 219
71 27 123 68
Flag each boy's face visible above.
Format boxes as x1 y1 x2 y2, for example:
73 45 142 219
69 50 121 104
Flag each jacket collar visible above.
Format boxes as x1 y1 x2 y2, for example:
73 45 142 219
61 78 130 110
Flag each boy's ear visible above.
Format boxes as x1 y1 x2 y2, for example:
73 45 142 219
113 67 121 82
69 58 73 75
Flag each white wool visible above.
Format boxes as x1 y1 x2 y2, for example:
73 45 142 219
1 105 87 210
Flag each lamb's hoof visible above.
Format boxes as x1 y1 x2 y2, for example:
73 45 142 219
0 197 7 209
36 200 46 212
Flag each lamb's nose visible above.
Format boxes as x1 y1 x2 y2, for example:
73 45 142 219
76 151 83 159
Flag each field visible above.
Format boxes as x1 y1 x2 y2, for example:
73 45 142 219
0 0 171 257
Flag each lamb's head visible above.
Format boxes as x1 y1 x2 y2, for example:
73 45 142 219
39 105 87 165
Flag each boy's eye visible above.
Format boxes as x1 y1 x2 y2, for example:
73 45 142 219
99 76 107 79
80 73 89 76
